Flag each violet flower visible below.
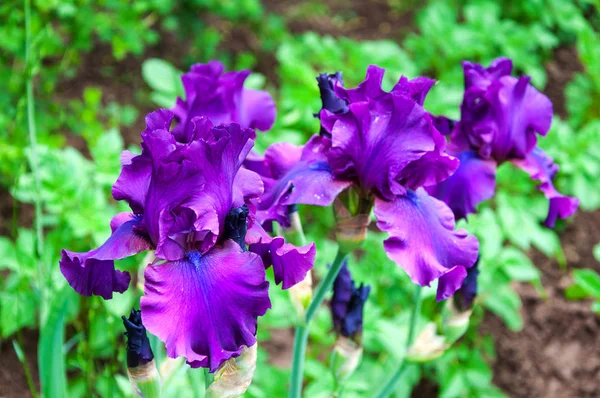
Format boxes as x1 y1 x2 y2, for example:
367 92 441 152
249 66 480 301
427 58 578 227
60 110 315 372
331 261 370 341
172 60 276 142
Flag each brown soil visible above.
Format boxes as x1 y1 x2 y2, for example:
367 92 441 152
263 0 417 41
483 210 600 398
544 46 584 118
0 330 40 398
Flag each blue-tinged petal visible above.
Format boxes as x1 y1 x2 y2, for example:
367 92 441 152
60 213 152 299
374 189 479 296
140 240 270 372
426 150 497 220
512 147 579 227
249 136 351 227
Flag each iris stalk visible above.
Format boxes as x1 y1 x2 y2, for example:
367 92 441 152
25 0 47 328
374 285 422 398
289 249 347 398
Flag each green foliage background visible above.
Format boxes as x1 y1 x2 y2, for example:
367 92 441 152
1 0 599 397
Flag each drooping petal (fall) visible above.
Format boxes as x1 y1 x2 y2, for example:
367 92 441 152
246 222 315 289
140 240 271 372
60 213 152 299
374 189 479 299
512 147 579 227
426 150 497 220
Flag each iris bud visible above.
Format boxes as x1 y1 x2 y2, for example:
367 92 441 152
206 344 257 398
122 309 161 398
224 205 249 251
329 263 369 384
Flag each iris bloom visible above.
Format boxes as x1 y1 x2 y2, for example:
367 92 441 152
172 60 276 141
247 66 480 301
427 58 579 226
60 110 315 371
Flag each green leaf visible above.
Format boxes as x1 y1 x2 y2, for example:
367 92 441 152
142 58 183 96
593 244 600 263
39 288 70 398
483 285 523 331
0 237 18 271
500 248 541 282
571 269 600 298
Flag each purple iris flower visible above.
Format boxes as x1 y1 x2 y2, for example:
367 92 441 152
427 58 578 226
60 110 315 372
172 60 276 142
249 65 480 301
331 261 370 341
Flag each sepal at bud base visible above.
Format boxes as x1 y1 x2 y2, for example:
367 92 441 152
281 209 314 320
288 271 313 320
405 323 449 363
206 344 257 398
333 189 373 252
330 337 363 383
442 299 472 344
127 360 161 398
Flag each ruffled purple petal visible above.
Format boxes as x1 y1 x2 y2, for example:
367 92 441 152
60 213 152 299
172 61 275 141
322 89 455 199
426 150 497 220
374 189 479 296
391 76 436 106
432 115 456 136
463 57 513 90
140 240 270 372
142 120 256 260
239 88 277 132
436 266 467 302
246 222 315 289
459 60 553 163
249 136 352 226
111 109 171 214
512 147 579 227
334 64 386 102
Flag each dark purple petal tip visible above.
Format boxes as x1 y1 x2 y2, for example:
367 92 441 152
122 309 154 368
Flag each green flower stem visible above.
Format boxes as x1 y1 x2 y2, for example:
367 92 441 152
289 249 348 398
204 368 213 390
25 0 47 327
374 285 422 398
